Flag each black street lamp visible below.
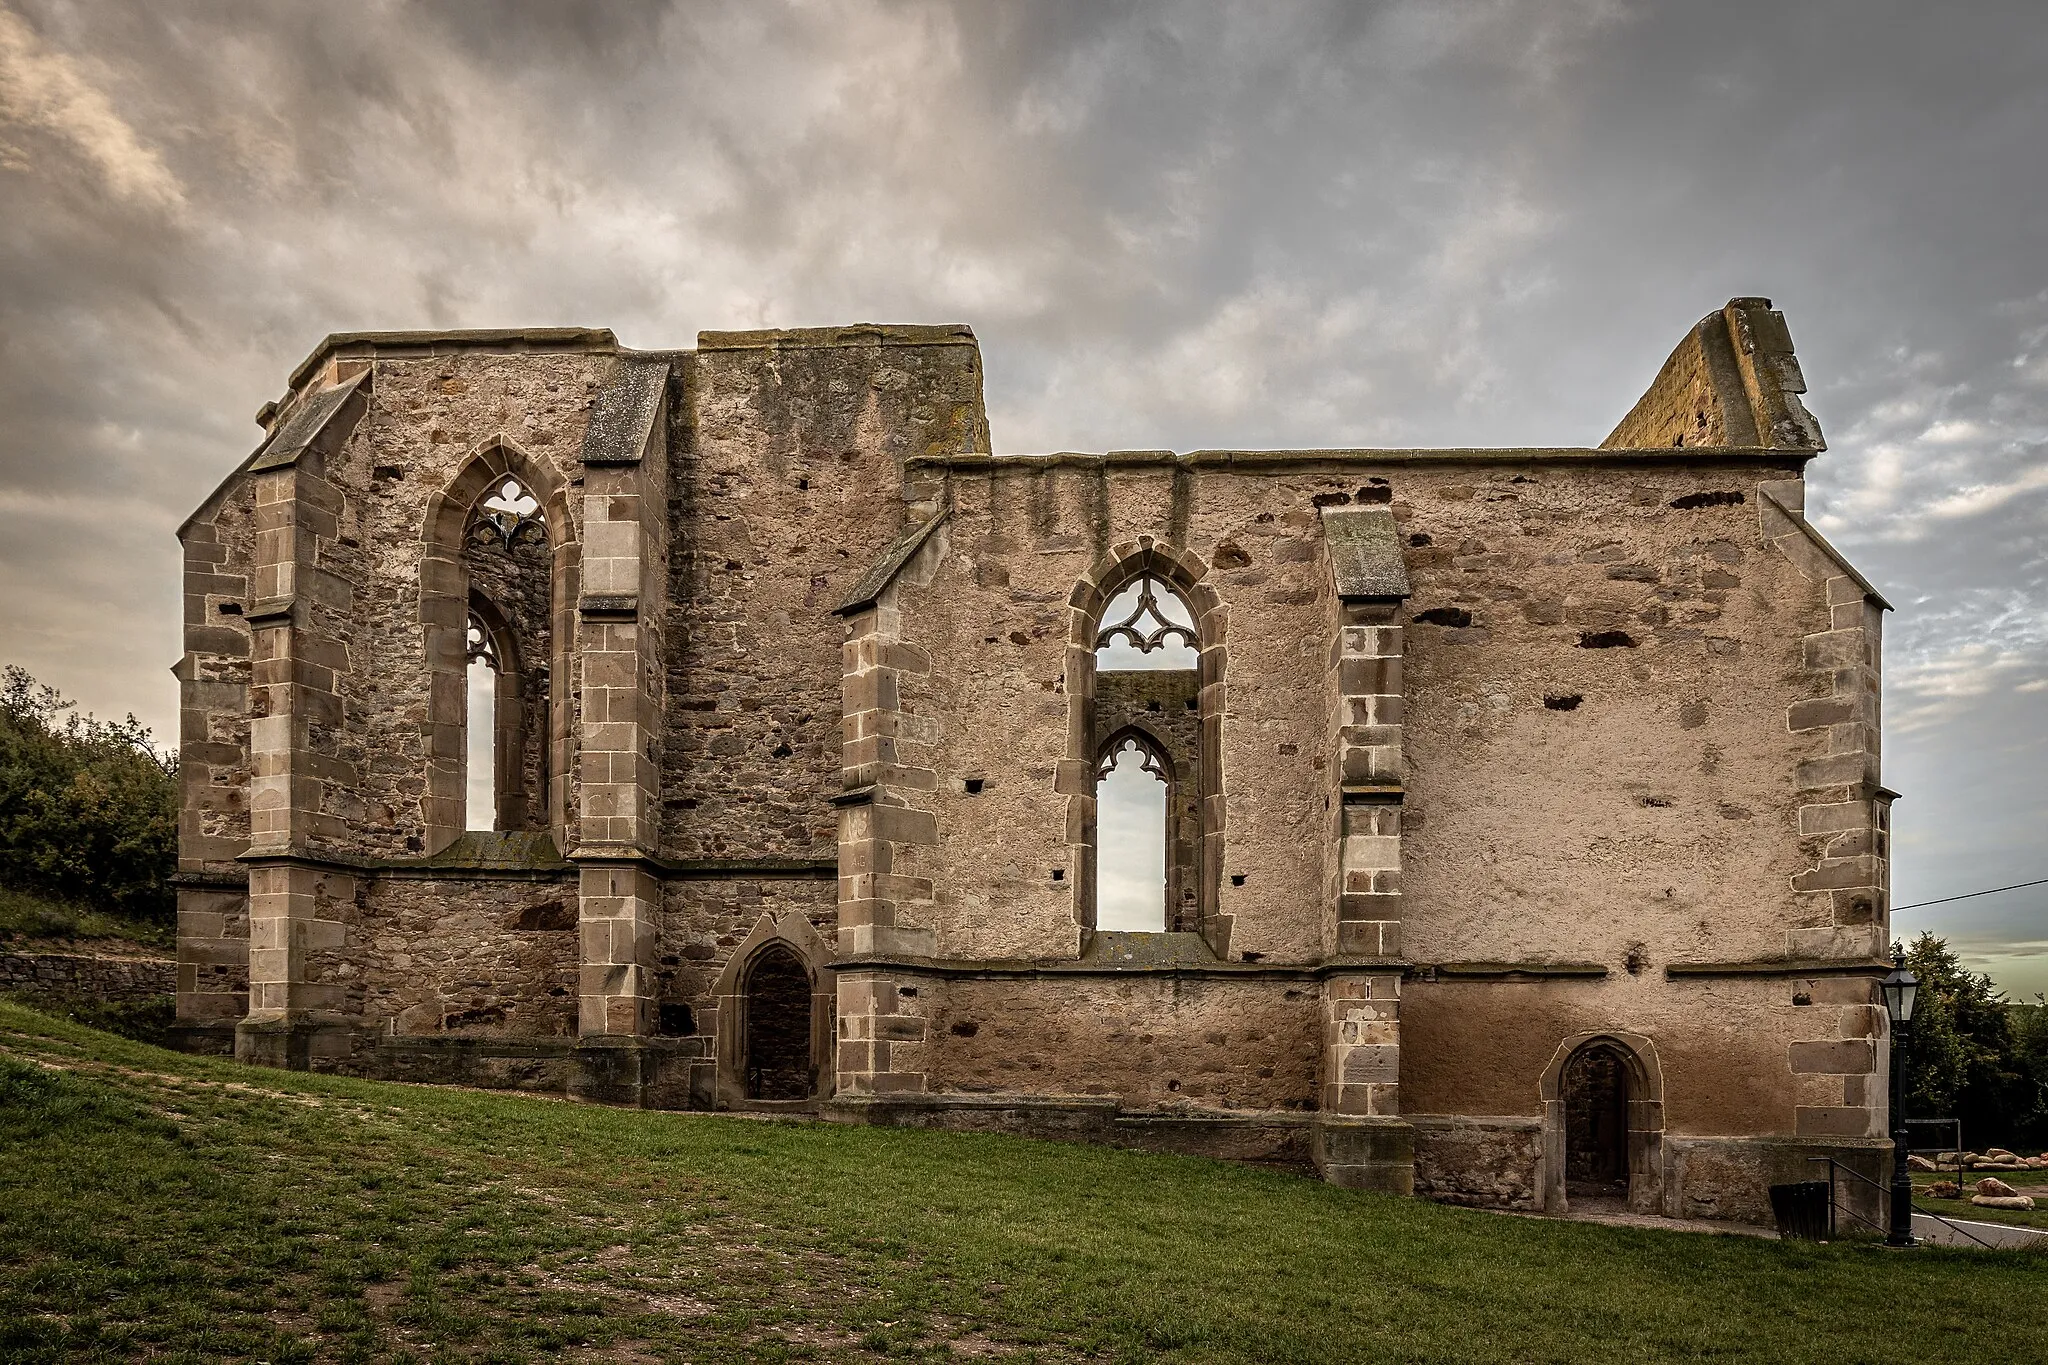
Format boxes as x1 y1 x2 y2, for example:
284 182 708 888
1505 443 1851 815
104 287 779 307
1881 947 1921 1248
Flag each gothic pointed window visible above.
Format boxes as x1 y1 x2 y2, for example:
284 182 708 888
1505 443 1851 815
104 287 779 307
457 471 552 835
465 613 500 831
1095 732 1172 931
1091 573 1202 933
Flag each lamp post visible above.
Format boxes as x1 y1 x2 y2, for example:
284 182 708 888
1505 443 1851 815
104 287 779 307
1881 947 1921 1248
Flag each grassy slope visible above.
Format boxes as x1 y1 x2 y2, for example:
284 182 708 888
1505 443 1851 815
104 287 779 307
1 1002 2042 1365
0 884 172 953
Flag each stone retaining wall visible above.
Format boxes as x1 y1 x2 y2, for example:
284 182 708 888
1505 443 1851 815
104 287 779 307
0 951 176 1004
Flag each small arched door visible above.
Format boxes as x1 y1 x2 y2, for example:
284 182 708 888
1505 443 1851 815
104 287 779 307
742 944 815 1101
1561 1043 1630 1198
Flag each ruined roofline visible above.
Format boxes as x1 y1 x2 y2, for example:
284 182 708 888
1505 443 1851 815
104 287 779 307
281 321 971 390
909 446 1819 472
284 326 622 394
1602 297 1826 453
267 322 975 425
698 323 977 351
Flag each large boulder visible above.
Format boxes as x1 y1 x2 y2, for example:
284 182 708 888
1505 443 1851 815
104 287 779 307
1907 1154 1938 1172
1971 1195 2036 1210
1975 1176 2019 1198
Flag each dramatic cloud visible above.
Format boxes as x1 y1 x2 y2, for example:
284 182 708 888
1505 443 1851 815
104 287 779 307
2 0 2044 987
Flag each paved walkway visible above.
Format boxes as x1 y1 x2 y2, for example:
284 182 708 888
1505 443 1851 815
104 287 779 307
1488 1197 1776 1238
1912 1212 2048 1249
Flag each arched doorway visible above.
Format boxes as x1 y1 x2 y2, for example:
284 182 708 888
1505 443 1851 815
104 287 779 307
742 945 814 1101
1561 1043 1630 1199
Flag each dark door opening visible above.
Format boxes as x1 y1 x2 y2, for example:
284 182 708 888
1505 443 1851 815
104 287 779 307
1562 1043 1630 1198
743 945 814 1101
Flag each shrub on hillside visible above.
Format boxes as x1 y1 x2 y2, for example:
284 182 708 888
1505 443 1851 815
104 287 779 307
0 666 176 924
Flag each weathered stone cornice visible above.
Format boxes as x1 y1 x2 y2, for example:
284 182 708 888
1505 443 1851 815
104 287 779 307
1665 958 1891 978
909 447 1817 474
827 952 1410 980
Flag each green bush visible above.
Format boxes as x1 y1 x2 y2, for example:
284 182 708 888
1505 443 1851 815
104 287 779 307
0 666 176 925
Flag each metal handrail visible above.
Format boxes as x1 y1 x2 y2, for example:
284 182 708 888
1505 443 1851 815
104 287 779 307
1808 1155 1999 1250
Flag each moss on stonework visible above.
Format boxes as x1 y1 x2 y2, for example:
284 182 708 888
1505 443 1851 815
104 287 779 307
412 832 569 871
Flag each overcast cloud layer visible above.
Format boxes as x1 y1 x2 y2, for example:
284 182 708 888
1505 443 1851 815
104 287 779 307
3 0 2045 991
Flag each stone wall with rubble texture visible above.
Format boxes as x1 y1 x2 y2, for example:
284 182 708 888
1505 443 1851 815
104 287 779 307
0 951 175 1004
892 459 1823 962
334 352 608 857
351 876 580 1038
884 453 1882 1144
658 330 990 862
174 303 1891 1220
925 976 1322 1111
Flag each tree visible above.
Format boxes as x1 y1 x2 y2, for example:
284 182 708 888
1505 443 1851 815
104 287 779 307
0 665 177 922
1897 933 2045 1150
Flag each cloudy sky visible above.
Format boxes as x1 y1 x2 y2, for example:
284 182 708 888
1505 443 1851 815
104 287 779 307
3 1 2045 990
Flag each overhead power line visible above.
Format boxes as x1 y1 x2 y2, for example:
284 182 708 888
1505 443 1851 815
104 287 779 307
1893 877 2048 912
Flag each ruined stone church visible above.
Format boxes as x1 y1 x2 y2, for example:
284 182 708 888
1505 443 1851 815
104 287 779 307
173 298 1895 1221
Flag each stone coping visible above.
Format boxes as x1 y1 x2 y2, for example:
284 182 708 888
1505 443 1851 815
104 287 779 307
697 323 977 351
186 842 835 884
1420 962 1611 980
287 326 620 390
1322 504 1411 602
1664 958 1892 978
909 447 1818 472
834 500 952 616
827 951 1409 980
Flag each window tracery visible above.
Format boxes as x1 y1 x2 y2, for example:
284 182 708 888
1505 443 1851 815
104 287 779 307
1094 575 1198 662
466 613 500 671
1095 731 1169 783
471 477 545 549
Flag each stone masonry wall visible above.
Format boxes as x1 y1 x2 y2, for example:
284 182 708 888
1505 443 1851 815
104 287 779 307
661 328 989 862
354 877 579 1038
926 975 1322 1111
344 352 609 856
0 952 176 1004
177 306 1888 1220
885 453 1865 1137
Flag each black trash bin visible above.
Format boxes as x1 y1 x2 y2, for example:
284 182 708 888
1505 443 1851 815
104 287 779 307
1769 1180 1832 1240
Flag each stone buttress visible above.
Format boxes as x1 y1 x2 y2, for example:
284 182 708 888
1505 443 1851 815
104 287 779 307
1314 505 1415 1192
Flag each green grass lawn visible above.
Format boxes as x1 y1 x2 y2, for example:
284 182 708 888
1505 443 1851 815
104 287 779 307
1 1002 2043 1365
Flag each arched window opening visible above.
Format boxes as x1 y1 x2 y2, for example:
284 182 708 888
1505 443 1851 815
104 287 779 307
1095 734 1170 931
1091 570 1202 934
465 613 500 831
458 474 552 835
742 945 815 1100
1095 575 1199 671
1562 1043 1630 1199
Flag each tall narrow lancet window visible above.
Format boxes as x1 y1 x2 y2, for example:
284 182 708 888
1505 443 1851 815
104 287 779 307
465 615 500 831
461 474 551 834
1093 575 1201 932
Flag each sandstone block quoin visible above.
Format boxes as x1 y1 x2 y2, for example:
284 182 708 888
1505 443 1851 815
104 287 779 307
168 302 1894 1223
